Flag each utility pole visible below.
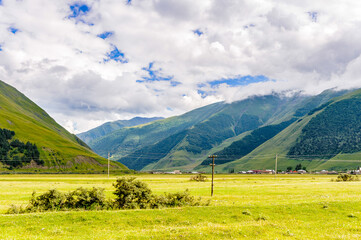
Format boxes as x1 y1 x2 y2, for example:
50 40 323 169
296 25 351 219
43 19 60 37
275 154 278 178
108 152 110 179
209 155 217 196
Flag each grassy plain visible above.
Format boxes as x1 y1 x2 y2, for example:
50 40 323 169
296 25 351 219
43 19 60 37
1 174 361 239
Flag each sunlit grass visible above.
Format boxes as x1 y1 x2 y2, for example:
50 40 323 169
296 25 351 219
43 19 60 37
1 174 361 239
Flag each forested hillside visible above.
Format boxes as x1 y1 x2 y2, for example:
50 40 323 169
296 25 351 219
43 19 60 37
288 98 361 158
199 118 297 166
214 88 361 172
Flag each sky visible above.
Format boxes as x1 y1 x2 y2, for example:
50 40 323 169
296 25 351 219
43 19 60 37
1 0 361 133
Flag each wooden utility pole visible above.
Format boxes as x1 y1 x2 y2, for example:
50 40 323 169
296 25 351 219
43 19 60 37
209 155 217 196
108 152 110 179
275 154 278 178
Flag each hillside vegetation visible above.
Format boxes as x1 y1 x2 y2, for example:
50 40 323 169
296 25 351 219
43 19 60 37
212 89 361 172
199 118 297 166
90 102 226 158
0 80 126 172
289 98 361 158
118 95 307 171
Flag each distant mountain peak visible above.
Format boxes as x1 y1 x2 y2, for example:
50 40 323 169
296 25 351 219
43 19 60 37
77 116 164 145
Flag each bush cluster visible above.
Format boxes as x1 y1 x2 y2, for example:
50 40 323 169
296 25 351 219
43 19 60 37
335 173 360 182
190 174 207 182
8 177 206 213
8 187 108 213
113 177 203 209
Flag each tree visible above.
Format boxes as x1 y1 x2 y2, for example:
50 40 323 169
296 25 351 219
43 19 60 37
287 166 293 172
295 164 302 171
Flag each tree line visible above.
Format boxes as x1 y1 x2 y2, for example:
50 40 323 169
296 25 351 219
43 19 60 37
0 128 41 168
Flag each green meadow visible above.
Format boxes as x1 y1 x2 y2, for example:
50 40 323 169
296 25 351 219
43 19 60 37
1 174 361 239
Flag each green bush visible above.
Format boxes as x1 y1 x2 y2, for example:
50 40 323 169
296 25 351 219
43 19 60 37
23 187 107 212
28 189 66 211
112 177 207 209
150 190 202 208
335 173 360 182
64 187 107 210
113 177 152 209
190 174 207 182
8 177 207 213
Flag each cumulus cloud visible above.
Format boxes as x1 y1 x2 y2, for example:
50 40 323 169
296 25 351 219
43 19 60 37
0 0 361 133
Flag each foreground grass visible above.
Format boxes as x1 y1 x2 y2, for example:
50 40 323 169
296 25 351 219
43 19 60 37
1 174 361 239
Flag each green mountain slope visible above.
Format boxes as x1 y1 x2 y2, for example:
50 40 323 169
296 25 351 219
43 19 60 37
215 88 361 172
0 80 126 172
89 102 226 158
77 117 163 144
118 94 310 171
86 87 349 172
198 118 297 167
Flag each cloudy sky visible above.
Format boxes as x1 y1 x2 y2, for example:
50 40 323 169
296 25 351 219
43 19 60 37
1 0 361 133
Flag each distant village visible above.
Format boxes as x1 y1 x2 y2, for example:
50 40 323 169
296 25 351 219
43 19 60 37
150 168 361 175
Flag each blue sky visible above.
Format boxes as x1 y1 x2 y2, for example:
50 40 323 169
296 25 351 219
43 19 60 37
139 62 173 82
209 75 270 88
1 0 361 133
104 45 128 63
193 29 203 36
9 27 18 34
68 4 90 19
98 31 113 39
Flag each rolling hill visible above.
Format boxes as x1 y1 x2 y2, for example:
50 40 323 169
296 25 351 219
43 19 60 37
0 80 127 172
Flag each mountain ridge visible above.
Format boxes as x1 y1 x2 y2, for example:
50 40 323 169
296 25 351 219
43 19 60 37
77 117 164 145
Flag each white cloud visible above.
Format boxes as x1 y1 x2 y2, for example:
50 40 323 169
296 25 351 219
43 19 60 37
1 0 361 133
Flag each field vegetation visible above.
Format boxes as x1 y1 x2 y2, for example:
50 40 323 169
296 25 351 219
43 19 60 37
1 174 361 239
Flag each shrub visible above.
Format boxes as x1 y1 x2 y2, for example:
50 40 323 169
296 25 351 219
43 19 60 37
64 187 107 210
190 174 207 182
28 189 66 212
113 177 152 209
23 187 107 212
6 204 25 214
150 189 202 208
335 173 360 182
8 177 208 213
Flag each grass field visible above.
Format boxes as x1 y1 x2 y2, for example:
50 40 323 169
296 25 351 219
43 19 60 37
1 174 361 239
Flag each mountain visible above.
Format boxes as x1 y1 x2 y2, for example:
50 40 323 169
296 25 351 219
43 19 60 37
86 87 355 172
89 102 226 158
77 117 163 144
121 94 307 171
85 89 345 171
198 88 361 173
0 80 127 172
